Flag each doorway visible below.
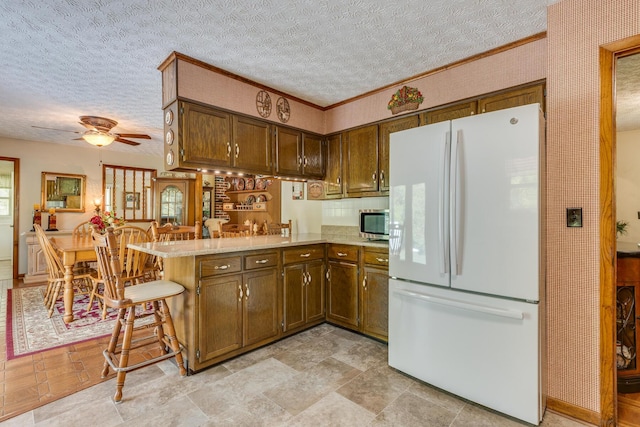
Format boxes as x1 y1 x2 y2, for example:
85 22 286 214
600 35 640 426
0 157 19 280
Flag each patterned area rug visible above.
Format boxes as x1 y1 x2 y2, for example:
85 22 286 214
7 285 130 359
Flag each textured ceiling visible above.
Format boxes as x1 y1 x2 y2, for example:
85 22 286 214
7 0 627 159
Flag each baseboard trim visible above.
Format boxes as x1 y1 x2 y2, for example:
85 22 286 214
547 397 600 425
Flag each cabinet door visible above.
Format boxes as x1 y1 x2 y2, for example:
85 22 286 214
198 274 243 362
156 179 194 226
305 259 325 323
327 260 359 328
181 102 232 167
243 268 280 346
302 133 324 178
362 266 389 341
345 125 379 196
325 134 343 197
232 115 272 175
283 263 306 331
420 101 477 125
275 127 302 176
378 116 419 192
478 84 545 114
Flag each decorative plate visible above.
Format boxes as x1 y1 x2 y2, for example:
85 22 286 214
256 194 267 203
236 178 245 191
276 97 290 123
246 195 256 204
256 90 272 118
255 178 265 190
165 109 173 125
165 130 174 145
245 177 255 190
166 150 174 166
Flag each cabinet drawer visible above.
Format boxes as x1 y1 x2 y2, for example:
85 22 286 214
283 245 324 264
363 249 389 267
199 256 242 277
328 244 359 262
244 251 279 270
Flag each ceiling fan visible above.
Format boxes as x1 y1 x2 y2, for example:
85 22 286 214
32 116 151 147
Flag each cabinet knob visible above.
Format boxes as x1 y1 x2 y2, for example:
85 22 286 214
306 272 312 284
363 276 367 290
255 259 268 264
238 284 243 301
337 252 348 257
245 283 250 298
376 257 389 263
214 264 231 270
372 172 377 182
380 171 385 184
300 253 311 258
226 142 231 157
235 144 239 158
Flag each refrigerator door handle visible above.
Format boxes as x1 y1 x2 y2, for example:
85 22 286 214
392 288 524 320
439 131 451 275
449 130 461 276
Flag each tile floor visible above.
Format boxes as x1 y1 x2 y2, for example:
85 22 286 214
0 276 588 427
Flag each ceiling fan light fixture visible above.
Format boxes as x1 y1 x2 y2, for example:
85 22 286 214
82 130 115 147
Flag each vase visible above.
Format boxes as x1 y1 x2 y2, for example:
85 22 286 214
390 102 419 115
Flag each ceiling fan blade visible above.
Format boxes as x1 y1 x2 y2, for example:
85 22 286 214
31 125 81 134
115 133 151 139
115 137 141 146
78 122 98 131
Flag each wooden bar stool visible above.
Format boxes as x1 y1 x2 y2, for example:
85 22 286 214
92 226 187 403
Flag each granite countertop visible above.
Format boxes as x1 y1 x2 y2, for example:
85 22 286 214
129 233 388 258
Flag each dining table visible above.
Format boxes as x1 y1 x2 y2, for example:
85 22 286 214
50 234 96 323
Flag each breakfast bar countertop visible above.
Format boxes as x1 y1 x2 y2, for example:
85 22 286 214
129 233 388 258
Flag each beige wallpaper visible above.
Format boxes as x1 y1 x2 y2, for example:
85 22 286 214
547 0 640 414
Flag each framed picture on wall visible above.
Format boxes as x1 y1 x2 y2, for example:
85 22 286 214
124 192 140 210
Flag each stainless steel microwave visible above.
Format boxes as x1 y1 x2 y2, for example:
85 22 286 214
359 209 389 240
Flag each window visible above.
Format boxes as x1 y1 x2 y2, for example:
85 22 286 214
103 165 156 222
0 173 12 216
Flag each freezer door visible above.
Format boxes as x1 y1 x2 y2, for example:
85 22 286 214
449 103 542 301
389 122 451 288
388 278 543 425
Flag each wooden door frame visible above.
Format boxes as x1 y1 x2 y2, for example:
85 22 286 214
600 34 640 426
0 157 19 280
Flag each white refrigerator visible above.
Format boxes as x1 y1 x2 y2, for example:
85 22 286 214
388 103 545 425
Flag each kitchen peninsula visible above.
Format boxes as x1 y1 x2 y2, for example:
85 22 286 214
129 233 389 374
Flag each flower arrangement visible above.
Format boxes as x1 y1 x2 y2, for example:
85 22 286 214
89 210 126 232
388 85 424 114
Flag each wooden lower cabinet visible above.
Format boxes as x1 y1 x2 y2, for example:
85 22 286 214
617 255 640 392
283 245 325 332
326 244 360 328
361 247 389 342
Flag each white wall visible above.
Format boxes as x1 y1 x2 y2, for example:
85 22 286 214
1 137 163 274
617 129 640 244
280 181 388 234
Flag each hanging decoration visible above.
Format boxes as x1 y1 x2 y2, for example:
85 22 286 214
388 85 424 115
256 90 272 118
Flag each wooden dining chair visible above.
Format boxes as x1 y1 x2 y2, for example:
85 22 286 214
267 220 292 236
92 226 186 403
149 221 201 275
87 225 154 318
34 224 95 317
72 221 93 238
150 220 202 242
219 223 252 238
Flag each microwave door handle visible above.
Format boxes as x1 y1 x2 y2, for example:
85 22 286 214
439 131 450 275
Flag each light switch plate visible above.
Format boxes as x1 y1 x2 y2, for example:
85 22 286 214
567 208 583 227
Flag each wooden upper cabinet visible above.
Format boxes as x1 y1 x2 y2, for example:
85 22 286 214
478 84 544 114
275 128 324 179
421 101 477 125
325 134 343 198
232 115 272 175
345 124 379 197
301 133 324 178
378 115 419 192
275 126 302 176
180 101 232 167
